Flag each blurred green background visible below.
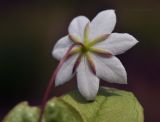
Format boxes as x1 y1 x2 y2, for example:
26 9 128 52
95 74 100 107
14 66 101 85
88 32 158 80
0 0 160 121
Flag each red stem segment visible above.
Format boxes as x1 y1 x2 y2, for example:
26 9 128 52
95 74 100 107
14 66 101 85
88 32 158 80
38 44 76 122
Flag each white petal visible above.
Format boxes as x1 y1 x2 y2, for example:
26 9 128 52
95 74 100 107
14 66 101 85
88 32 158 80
68 16 90 41
76 56 99 100
55 54 79 86
89 10 116 40
52 35 73 60
92 54 127 84
94 33 139 55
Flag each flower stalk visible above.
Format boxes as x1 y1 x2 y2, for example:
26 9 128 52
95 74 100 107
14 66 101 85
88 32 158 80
38 44 76 122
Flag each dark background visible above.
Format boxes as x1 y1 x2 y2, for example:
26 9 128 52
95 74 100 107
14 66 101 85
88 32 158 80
0 0 160 122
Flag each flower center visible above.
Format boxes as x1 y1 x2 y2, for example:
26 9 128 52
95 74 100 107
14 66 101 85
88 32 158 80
81 45 89 53
67 23 112 76
68 23 111 57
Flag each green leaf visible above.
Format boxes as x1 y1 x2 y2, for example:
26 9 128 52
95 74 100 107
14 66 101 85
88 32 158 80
3 87 144 122
2 102 39 122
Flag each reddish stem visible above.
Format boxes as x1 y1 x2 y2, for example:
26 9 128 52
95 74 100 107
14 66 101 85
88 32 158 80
38 44 76 122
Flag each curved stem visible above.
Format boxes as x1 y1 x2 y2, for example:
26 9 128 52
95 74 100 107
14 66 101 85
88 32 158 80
38 44 76 122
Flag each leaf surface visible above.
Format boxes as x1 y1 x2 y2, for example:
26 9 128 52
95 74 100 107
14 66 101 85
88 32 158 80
3 87 144 122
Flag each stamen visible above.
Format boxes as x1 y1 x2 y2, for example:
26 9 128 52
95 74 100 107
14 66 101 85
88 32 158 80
69 34 84 46
84 22 90 45
90 48 112 58
38 44 76 122
88 34 110 47
72 53 83 73
86 53 96 75
67 47 81 58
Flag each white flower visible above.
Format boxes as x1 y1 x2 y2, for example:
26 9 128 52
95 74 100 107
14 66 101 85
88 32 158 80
52 10 138 100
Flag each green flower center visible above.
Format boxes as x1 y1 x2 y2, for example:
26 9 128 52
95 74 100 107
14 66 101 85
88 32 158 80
68 23 112 75
68 23 111 57
81 45 90 53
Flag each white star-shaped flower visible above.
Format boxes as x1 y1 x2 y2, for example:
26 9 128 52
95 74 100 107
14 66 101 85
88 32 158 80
52 10 138 100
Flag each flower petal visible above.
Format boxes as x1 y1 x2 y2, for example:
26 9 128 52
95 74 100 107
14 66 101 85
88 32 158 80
76 56 99 100
94 33 139 55
68 16 90 42
52 35 73 60
55 54 79 86
92 54 127 84
89 10 116 40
